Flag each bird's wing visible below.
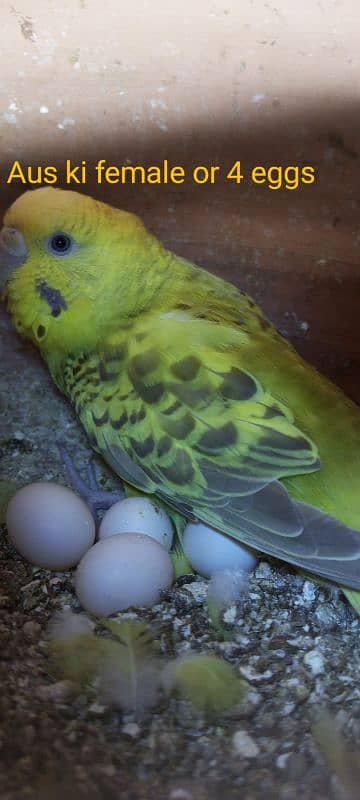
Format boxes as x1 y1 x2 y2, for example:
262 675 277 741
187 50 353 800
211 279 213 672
79 313 360 589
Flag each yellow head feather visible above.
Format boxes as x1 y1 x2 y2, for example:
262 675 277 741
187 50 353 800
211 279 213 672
2 187 168 359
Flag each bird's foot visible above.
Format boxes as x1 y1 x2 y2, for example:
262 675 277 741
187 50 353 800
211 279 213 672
58 444 124 517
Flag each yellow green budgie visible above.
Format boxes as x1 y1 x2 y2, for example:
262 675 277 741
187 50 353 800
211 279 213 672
1 187 360 612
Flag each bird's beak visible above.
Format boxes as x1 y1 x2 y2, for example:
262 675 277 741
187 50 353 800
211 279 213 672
0 226 28 288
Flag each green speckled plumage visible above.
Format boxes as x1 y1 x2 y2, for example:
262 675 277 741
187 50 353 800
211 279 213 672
62 312 318 492
2 187 360 609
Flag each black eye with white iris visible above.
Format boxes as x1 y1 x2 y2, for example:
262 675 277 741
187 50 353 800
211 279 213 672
47 232 73 256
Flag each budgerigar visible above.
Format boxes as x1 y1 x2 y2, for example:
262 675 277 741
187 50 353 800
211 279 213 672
1 187 360 613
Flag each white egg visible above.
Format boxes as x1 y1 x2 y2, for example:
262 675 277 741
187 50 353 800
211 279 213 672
182 522 257 578
6 482 95 570
75 533 174 615
98 497 173 550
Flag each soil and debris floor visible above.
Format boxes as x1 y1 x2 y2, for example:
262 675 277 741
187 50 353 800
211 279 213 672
1 306 360 800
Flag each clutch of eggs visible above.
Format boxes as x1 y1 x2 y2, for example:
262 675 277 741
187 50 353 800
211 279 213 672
6 484 174 614
6 482 256 614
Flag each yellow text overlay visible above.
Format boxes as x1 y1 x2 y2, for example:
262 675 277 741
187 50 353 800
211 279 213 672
5 159 316 191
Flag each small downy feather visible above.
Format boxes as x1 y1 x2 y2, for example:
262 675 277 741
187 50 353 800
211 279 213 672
312 710 360 798
48 607 95 640
47 611 248 717
98 619 161 715
163 653 247 714
207 568 250 638
48 613 161 714
48 609 113 686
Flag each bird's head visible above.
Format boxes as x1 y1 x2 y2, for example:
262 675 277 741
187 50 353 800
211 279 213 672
0 187 167 358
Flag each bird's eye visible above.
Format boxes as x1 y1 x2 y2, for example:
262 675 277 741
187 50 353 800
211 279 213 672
48 232 73 256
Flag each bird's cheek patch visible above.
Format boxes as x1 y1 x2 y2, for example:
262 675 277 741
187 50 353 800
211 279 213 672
36 279 67 318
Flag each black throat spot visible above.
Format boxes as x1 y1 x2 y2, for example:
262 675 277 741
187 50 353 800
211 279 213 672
36 280 68 318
